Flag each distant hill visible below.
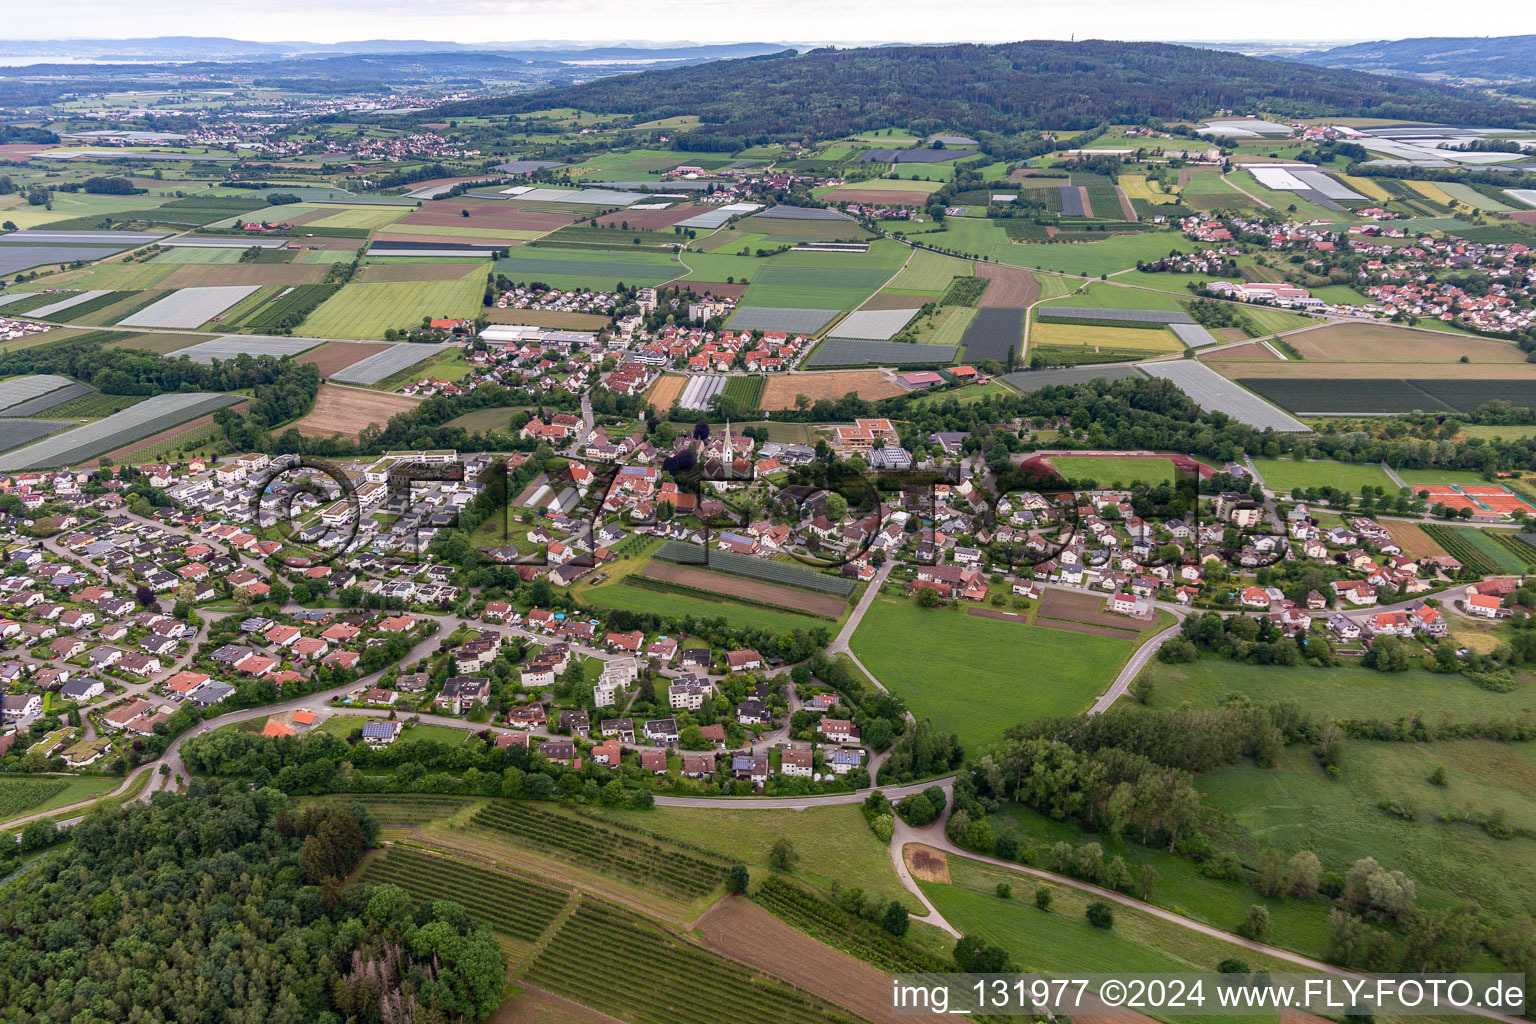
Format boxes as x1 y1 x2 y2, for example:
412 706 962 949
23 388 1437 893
0 36 787 63
433 40 1536 142
1287 35 1536 84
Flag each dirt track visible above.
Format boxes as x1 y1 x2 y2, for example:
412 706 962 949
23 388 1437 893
643 562 847 618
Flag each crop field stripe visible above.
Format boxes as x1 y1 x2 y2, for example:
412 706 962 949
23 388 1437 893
655 540 855 595
356 846 568 941
469 801 728 900
524 899 866 1024
805 338 957 368
720 375 765 411
960 306 1025 363
0 392 242 471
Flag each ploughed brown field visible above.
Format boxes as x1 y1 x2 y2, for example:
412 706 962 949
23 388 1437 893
1038 588 1144 631
696 897 911 1024
1384 519 1447 560
860 292 928 310
761 370 903 408
974 262 1040 305
294 384 420 439
661 279 749 300
642 562 848 618
1214 341 1281 360
595 205 702 229
645 374 687 409
400 201 577 231
161 263 326 287
359 262 487 282
299 342 394 376
1283 322 1528 363
821 188 932 206
373 231 522 247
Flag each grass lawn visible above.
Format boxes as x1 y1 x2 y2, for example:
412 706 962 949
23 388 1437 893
495 248 682 291
300 271 486 340
1461 424 1536 441
1243 306 1318 335
1249 458 1397 493
925 857 1309 997
1049 456 1178 486
909 380 1012 407
579 579 831 634
1140 657 1536 724
999 232 1199 277
444 405 530 433
417 352 473 381
1040 280 1189 312
914 305 975 346
983 800 1333 962
850 596 1150 748
736 240 908 310
404 723 469 746
1200 742 1536 920
308 205 411 230
590 803 917 911
884 248 972 292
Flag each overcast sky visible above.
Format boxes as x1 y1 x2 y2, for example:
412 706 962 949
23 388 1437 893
8 0 1534 47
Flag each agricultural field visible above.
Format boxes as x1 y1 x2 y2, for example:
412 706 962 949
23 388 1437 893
719 374 764 412
1029 321 1182 355
1000 231 1200 277
1382 519 1447 559
761 370 903 408
299 272 485 339
593 803 913 911
1039 280 1189 312
0 392 242 472
468 800 728 901
849 596 1149 747
641 562 847 618
0 774 119 822
655 541 856 595
644 374 687 409
297 341 393 376
293 383 419 440
579 579 832 633
1234 375 1536 415
495 248 683 291
738 243 908 310
1283 322 1527 363
524 900 864 1024
1248 458 1397 493
883 247 972 293
355 846 567 941
1141 657 1536 725
1419 524 1529 574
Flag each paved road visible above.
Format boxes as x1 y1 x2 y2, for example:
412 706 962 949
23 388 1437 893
891 805 1531 1024
1089 613 1187 714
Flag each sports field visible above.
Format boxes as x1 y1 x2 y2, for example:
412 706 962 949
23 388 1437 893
850 596 1146 747
1249 458 1396 493
298 271 485 339
1049 456 1178 485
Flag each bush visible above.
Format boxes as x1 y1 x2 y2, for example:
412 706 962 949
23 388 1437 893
899 793 937 826
882 900 910 936
726 864 749 894
1217 958 1251 974
993 835 1019 860
1086 901 1114 929
996 882 1012 899
768 838 799 872
1035 885 1053 911
870 814 894 843
1238 904 1272 941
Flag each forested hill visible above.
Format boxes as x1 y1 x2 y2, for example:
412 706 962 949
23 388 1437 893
1288 35 1536 84
432 40 1536 142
